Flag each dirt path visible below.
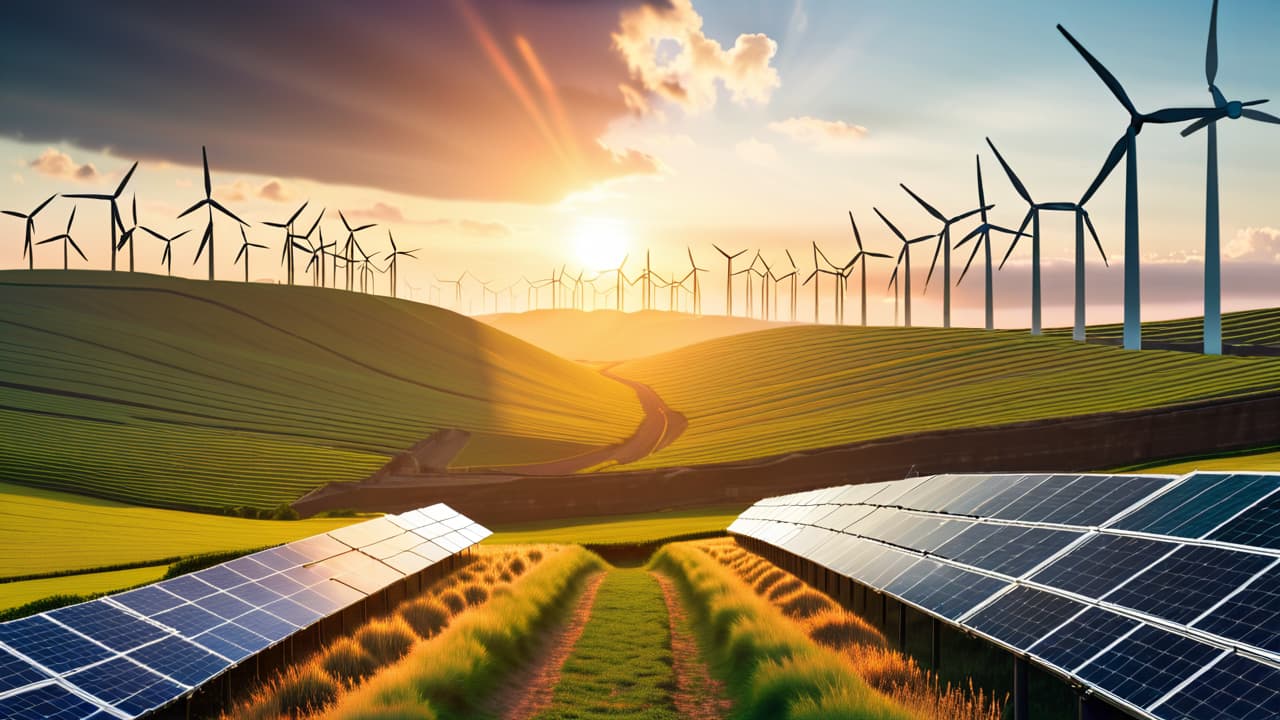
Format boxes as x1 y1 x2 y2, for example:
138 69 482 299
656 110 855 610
654 573 733 720
493 572 606 720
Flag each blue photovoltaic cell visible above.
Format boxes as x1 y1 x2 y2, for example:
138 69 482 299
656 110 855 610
258 572 308 597
938 474 1026 515
935 523 1005 561
1192 564 1280 653
233 609 296 642
884 557 942 596
111 586 185 616
857 546 920 588
224 556 274 580
226 581 284 607
0 683 106 720
895 564 1009 620
1026 608 1140 674
48 601 168 652
127 635 228 686
192 565 249 591
1114 473 1280 538
0 646 49 693
1076 624 1222 709
193 623 267 662
263 597 323 628
67 657 184 716
939 524 1080 577
194 591 255 620
245 547 299 572
1154 653 1280 720
979 474 1080 521
153 603 225 637
1208 490 1280 550
157 574 218 601
967 586 1088 649
1028 533 1177 598
0 615 112 674
1033 475 1171 527
1102 545 1274 624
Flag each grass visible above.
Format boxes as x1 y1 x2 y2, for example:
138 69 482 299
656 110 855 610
612 324 1280 469
0 270 643 510
1060 306 1280 350
1118 445 1280 474
0 481 360 578
316 546 604 719
649 541 916 720
535 569 677 719
485 505 743 545
0 565 168 611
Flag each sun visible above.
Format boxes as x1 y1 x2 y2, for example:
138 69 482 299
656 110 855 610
571 217 630 270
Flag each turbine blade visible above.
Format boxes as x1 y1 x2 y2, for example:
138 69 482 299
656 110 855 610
1206 0 1219 87
141 226 167 241
1242 108 1280 125
178 199 208 218
949 204 992 224
68 236 87 261
925 234 943 289
162 244 171 265
958 236 984 285
194 224 212 262
873 207 907 242
1057 24 1138 118
1084 212 1108 267
1181 116 1215 137
999 210 1034 270
1 210 25 219
1078 133 1129 207
62 193 112 200
975 155 989 219
1145 107 1223 124
115 161 138 197
209 199 249 225
236 244 247 263
202 146 211 198
986 137 1033 205
32 194 57 216
287 201 309 226
900 184 946 222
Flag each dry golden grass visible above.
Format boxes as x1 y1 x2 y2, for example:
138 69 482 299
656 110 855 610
700 538 1004 720
224 545 555 720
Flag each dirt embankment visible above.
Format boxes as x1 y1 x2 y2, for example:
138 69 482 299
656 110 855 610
294 390 1280 524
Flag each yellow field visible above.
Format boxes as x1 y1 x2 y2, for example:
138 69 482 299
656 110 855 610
484 505 743 545
612 325 1280 469
0 566 169 612
0 271 643 509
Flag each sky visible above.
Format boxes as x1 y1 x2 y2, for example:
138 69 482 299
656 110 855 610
2 0 1279 327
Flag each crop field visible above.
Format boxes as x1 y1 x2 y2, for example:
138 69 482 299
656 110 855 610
0 271 642 510
612 325 1280 469
485 505 743 545
0 481 360 579
1062 306 1280 350
0 566 169 613
1127 446 1280 474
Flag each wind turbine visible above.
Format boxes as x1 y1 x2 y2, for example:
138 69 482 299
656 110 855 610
178 147 248 281
687 248 708 315
338 211 376 291
289 210 325 286
712 244 748 317
264 201 309 285
803 242 843 324
37 207 85 270
64 161 137 272
875 208 933 328
955 156 1025 331
1181 0 1279 355
988 138 1109 340
385 230 419 299
899 185 990 329
841 212 893 327
436 273 465 308
772 251 798 321
610 255 630 311
1058 25 1227 350
114 196 141 272
235 227 268 282
3 194 57 270
140 227 190 276
304 228 336 287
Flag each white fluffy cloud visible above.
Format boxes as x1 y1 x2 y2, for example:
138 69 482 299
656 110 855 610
768 116 868 151
1226 227 1280 262
613 0 780 113
28 148 99 182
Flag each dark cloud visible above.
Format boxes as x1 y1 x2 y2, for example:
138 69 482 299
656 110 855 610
0 0 659 204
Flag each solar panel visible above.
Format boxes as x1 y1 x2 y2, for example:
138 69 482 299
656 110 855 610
729 470 1280 720
0 503 487 719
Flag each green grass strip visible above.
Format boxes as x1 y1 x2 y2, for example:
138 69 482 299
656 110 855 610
534 569 677 719
649 542 913 720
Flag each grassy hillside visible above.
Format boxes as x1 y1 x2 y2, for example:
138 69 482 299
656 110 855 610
612 324 1280 469
0 481 359 579
0 271 642 509
1053 306 1280 351
477 309 789 362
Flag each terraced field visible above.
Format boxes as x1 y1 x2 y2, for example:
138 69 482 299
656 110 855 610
612 325 1280 469
0 271 643 510
1067 307 1280 350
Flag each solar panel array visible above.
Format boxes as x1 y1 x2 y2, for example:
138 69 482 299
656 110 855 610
0 503 490 720
728 471 1280 720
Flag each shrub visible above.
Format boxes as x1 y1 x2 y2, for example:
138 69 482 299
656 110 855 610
526 549 543 563
508 557 527 576
398 598 451 639
320 637 378 684
461 583 489 606
437 589 466 614
355 618 417 664
272 665 339 716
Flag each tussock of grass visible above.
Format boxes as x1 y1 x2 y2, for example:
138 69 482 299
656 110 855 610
318 545 603 719
753 568 786 594
703 539 1003 720
460 583 488 606
436 589 466 615
320 638 378 685
397 598 451 640
649 542 914 720
508 557 526 576
355 618 417 665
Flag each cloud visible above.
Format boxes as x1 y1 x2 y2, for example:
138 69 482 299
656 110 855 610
28 148 99 182
214 179 252 203
1226 227 1280 263
345 202 511 239
346 202 406 224
768 116 868 150
735 137 778 167
613 0 780 113
0 2 658 204
257 179 294 202
456 219 512 239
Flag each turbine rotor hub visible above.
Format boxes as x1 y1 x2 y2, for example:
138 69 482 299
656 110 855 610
1227 100 1243 119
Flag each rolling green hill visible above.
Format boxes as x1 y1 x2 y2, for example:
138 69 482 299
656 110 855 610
1053 306 1280 351
0 271 643 510
612 324 1280 469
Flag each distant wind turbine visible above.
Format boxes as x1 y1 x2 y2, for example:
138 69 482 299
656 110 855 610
264 201 309 285
289 210 325 286
235 227 268 282
114 196 141 272
841 212 892 327
64 161 137 272
1058 24 1227 350
713 244 748 317
140 226 190 276
955 156 1025 331
3 194 57 270
875 208 933 328
1181 0 1279 354
385 230 418 299
687 248 708 315
339 211 376 291
899 184 990 329
37 207 85 270
178 147 247 281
